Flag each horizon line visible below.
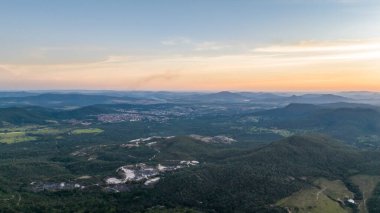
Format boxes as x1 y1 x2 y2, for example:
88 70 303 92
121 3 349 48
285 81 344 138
0 89 379 93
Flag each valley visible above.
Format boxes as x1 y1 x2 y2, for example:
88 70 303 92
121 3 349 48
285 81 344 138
0 92 380 212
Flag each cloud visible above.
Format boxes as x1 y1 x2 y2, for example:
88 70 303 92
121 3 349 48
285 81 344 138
132 70 181 88
1 38 380 91
254 39 380 53
0 66 10 73
141 70 180 82
161 37 230 52
252 39 380 64
161 37 192 46
194 42 230 51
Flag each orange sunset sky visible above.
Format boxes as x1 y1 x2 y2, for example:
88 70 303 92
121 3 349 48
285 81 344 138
1 0 380 91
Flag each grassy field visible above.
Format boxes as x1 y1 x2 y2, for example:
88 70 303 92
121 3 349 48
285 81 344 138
0 132 37 144
350 175 380 213
0 126 65 144
71 128 104 135
313 178 353 201
29 128 65 135
0 126 64 135
0 126 104 143
277 181 350 213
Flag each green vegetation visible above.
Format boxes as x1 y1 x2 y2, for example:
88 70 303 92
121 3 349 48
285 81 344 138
277 186 348 213
350 175 380 213
29 127 65 135
1 101 380 212
71 128 104 135
0 126 65 143
313 178 353 201
0 132 37 144
367 183 380 213
254 104 380 145
0 126 104 144
148 135 380 212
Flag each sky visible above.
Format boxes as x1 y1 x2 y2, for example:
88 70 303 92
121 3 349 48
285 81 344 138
0 0 380 91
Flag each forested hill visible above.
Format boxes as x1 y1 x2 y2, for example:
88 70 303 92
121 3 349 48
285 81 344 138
253 104 380 143
150 135 380 212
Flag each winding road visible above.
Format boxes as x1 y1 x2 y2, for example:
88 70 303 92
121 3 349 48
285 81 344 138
316 187 327 201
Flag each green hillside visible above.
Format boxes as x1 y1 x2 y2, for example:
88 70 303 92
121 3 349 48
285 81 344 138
150 135 378 212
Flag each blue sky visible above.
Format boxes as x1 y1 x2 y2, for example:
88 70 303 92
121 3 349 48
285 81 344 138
0 0 379 90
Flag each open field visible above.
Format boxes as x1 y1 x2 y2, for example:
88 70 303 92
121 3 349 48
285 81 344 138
71 128 104 135
0 126 64 136
277 182 350 213
0 132 37 144
0 126 104 144
29 128 66 135
313 178 353 201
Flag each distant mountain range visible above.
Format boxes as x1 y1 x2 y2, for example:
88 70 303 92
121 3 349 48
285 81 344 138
0 93 156 108
0 90 379 107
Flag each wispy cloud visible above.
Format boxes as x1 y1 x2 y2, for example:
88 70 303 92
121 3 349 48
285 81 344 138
133 70 181 88
1 38 380 91
194 42 230 51
161 37 192 46
254 39 380 53
252 39 380 64
161 37 230 52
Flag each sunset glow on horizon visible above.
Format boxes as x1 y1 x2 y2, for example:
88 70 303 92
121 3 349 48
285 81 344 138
1 0 380 91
